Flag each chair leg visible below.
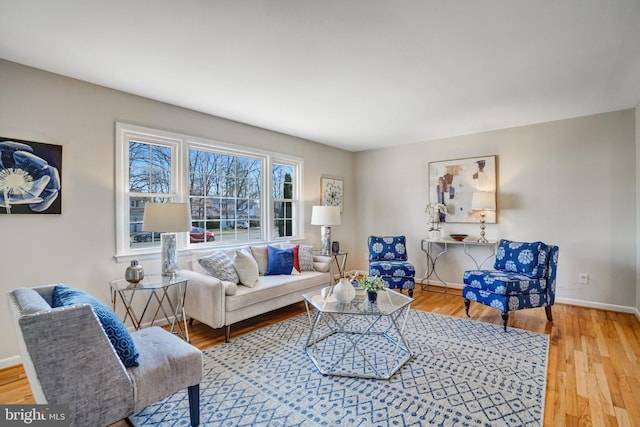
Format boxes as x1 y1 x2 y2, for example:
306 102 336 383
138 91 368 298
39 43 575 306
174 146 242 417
545 305 553 322
408 289 414 298
464 299 470 317
225 325 231 343
501 312 509 331
188 384 200 427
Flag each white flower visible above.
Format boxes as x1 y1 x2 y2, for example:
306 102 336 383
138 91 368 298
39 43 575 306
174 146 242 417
425 202 447 229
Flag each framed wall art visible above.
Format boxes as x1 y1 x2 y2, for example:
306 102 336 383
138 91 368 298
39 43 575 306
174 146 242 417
428 155 496 223
321 177 343 212
0 137 62 214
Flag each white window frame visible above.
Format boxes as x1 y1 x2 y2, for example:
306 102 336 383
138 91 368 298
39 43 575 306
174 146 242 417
271 157 302 240
115 122 304 261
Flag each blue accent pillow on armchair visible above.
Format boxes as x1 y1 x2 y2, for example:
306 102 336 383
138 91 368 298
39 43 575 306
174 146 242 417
265 245 294 275
51 285 140 367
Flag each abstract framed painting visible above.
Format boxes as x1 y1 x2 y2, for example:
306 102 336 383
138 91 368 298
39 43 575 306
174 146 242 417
321 177 343 212
428 155 496 223
0 137 62 214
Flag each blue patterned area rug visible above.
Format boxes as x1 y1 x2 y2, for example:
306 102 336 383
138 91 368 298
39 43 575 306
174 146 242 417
130 310 549 426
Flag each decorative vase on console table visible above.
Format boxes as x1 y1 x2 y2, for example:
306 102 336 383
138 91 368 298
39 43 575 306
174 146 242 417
425 202 447 240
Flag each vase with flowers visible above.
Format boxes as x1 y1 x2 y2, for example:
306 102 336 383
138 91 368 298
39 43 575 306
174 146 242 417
425 202 447 239
357 275 385 302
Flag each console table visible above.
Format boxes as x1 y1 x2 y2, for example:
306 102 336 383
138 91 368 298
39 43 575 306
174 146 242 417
420 238 497 293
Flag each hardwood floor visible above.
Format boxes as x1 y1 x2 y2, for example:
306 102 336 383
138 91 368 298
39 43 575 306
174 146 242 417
2 287 639 426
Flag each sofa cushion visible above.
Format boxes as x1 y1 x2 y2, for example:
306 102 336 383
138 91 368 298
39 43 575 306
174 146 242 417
226 271 330 312
463 270 547 295
234 249 259 287
494 240 549 279
265 245 294 275
198 251 239 283
51 285 139 367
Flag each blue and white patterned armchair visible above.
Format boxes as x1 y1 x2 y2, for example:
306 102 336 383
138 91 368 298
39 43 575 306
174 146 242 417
463 239 559 331
368 235 415 297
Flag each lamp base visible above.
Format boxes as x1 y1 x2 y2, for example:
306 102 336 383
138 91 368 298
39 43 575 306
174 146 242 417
160 232 178 276
320 225 332 255
477 214 488 243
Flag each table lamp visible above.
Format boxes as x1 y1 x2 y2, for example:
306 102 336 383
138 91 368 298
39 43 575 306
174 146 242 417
471 191 496 243
311 205 341 255
142 202 191 276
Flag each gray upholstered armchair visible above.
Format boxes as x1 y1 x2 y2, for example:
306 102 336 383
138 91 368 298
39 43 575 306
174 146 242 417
7 285 203 427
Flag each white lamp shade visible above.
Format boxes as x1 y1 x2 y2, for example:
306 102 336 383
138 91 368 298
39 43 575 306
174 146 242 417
471 192 496 211
142 202 191 232
311 205 341 225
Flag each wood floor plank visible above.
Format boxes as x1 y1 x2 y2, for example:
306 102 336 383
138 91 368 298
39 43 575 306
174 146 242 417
1 288 639 427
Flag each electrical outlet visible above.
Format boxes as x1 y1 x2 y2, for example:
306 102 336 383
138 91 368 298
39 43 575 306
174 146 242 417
578 273 589 284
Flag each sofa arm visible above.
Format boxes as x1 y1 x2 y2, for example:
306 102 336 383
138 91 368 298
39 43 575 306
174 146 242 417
180 269 226 329
313 255 332 273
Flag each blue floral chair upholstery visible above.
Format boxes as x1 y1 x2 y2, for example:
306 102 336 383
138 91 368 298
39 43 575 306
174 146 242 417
463 239 559 331
368 235 415 297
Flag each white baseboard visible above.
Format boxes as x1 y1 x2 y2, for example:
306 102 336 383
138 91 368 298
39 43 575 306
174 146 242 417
551 297 636 314
419 281 464 290
421 282 639 316
0 355 22 370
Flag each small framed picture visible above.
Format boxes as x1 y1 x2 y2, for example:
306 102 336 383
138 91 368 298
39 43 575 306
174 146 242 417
321 177 343 212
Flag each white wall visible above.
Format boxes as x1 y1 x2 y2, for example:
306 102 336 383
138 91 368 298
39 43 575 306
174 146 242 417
0 59 355 366
1 58 637 367
353 110 637 312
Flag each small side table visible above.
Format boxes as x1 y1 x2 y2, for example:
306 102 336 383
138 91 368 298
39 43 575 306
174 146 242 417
110 274 190 342
314 250 349 282
330 251 349 279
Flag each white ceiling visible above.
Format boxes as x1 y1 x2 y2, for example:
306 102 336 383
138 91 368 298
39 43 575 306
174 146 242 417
1 1 639 152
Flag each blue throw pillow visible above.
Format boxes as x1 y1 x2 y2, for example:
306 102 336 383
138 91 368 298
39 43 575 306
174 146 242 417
265 245 294 275
51 285 140 367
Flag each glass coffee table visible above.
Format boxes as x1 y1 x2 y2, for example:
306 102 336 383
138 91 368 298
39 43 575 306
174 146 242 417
302 287 412 379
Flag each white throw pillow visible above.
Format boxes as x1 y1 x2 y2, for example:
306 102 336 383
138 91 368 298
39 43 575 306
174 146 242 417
198 251 239 283
250 245 269 275
234 249 259 287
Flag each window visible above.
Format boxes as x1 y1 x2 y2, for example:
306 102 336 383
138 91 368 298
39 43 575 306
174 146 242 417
115 123 303 259
272 162 295 239
188 147 262 242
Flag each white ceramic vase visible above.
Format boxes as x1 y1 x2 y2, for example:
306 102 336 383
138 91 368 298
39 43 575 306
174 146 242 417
429 229 441 240
333 278 356 303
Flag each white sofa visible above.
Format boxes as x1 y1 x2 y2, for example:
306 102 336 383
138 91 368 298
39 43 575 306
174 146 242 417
180 243 332 342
